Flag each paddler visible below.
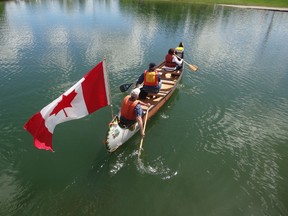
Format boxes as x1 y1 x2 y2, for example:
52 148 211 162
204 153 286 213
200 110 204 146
120 88 150 138
164 48 183 71
136 62 162 94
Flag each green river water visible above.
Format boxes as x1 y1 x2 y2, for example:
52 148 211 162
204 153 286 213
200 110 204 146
0 1 288 215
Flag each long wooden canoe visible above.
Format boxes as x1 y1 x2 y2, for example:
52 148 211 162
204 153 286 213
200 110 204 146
105 42 185 152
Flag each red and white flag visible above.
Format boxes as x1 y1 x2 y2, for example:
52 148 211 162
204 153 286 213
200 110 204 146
24 61 111 151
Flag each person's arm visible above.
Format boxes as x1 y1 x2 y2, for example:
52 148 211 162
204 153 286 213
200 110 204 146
136 116 144 137
173 55 183 66
135 103 150 137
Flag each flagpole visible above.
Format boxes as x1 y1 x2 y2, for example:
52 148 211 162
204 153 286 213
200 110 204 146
103 58 114 119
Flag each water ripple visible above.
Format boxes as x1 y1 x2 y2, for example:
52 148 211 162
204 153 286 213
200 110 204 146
137 156 178 180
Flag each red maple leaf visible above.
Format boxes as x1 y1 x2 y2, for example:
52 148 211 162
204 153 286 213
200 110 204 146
50 90 78 117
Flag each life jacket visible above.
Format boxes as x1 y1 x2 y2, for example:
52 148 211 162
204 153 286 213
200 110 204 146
175 46 184 59
165 54 177 68
144 70 159 87
120 96 139 120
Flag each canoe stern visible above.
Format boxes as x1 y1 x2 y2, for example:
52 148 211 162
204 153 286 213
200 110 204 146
105 116 139 152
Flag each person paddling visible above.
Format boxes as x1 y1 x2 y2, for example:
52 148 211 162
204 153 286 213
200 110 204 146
163 48 183 71
120 88 150 137
136 62 162 94
136 62 162 99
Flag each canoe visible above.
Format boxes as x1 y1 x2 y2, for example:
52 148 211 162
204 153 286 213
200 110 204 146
105 42 185 152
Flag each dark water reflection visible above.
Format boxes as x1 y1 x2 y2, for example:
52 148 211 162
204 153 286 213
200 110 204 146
0 0 288 215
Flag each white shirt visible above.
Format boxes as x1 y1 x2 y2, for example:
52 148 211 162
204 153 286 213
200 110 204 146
172 55 183 66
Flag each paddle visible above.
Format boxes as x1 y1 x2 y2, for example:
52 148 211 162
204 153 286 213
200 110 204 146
137 108 150 159
120 82 134 92
183 59 198 72
174 55 198 72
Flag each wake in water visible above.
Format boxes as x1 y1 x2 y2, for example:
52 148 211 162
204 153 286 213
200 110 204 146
104 148 178 180
136 153 178 180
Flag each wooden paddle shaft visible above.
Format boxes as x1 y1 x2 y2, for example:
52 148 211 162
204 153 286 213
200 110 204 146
138 108 149 158
182 59 198 71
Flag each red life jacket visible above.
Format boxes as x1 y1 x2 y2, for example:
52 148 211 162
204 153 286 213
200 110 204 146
120 96 139 120
144 70 159 87
165 54 177 68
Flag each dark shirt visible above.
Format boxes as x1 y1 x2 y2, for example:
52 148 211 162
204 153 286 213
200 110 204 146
134 103 143 117
136 72 161 93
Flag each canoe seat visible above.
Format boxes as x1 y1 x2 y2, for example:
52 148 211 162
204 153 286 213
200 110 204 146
160 70 181 79
169 70 181 76
161 66 176 71
157 92 166 96
162 80 176 85
147 92 158 99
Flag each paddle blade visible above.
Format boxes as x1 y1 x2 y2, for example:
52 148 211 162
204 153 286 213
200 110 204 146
188 64 198 72
120 83 133 92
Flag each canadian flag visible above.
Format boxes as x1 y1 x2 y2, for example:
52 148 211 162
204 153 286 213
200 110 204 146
24 61 110 151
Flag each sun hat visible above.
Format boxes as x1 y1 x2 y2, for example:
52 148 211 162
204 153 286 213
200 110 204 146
130 88 140 98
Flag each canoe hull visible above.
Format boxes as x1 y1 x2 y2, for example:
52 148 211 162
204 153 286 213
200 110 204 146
105 43 185 152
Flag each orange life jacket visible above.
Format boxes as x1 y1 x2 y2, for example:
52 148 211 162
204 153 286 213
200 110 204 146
144 70 159 87
165 54 177 68
120 96 139 120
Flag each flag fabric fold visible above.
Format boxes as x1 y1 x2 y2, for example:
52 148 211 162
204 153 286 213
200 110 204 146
24 61 111 151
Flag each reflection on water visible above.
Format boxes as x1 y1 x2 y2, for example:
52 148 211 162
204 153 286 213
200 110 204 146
1 0 288 215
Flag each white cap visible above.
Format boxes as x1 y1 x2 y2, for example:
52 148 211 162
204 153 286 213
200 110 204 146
130 88 140 98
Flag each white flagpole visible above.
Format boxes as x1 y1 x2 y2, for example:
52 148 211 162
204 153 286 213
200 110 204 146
103 58 114 118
